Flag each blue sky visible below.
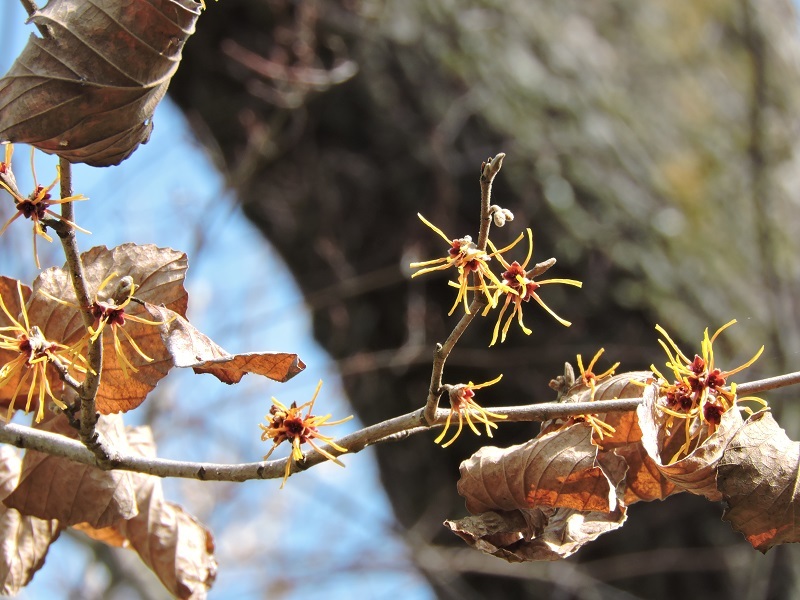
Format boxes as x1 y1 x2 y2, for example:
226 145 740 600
0 3 432 598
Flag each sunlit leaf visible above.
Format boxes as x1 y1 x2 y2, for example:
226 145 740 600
718 410 800 552
0 0 202 166
143 304 305 384
3 413 137 528
0 446 61 595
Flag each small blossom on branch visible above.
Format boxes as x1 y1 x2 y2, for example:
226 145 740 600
0 280 86 422
571 348 620 444
484 229 582 346
40 273 170 377
648 320 766 463
260 380 353 488
410 213 517 315
434 375 506 448
0 145 89 269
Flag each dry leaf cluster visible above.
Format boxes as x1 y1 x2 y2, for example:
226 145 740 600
447 372 799 561
0 244 305 596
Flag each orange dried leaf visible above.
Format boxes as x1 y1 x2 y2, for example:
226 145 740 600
0 0 202 166
143 304 305 384
718 410 800 552
29 243 188 414
72 523 129 548
3 413 137 528
457 425 621 515
0 446 61 595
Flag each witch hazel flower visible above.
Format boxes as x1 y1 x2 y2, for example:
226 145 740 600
260 380 353 488
434 375 507 448
484 229 582 346
40 273 170 377
0 145 89 269
571 348 621 445
0 280 87 422
410 213 518 316
649 320 766 463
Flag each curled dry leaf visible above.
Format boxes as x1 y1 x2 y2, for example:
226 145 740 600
637 384 744 501
546 371 676 504
3 412 137 528
143 304 305 384
0 446 61 595
28 243 188 414
0 0 202 166
457 425 621 515
718 410 800 552
109 427 216 599
445 505 627 562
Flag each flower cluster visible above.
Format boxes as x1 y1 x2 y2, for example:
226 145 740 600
650 320 766 463
0 281 86 422
411 214 582 343
260 380 353 488
0 144 89 269
434 375 507 448
41 273 169 377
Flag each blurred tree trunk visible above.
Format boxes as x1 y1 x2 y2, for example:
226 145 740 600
170 0 800 596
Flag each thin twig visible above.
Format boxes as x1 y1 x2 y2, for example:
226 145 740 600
19 0 50 39
56 157 106 461
423 153 505 424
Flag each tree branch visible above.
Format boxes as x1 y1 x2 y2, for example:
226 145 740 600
1 371 795 485
423 153 505 424
56 157 107 462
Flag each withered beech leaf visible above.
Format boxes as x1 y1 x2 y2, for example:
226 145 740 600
0 446 61 595
718 410 800 552
600 408 676 504
3 412 137 528
143 304 306 384
72 522 129 548
581 373 677 504
457 425 619 515
445 505 627 562
28 244 188 414
637 385 744 501
114 427 217 599
0 0 202 167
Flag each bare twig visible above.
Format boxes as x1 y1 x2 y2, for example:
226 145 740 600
18 0 50 39
56 157 107 462
423 153 505 424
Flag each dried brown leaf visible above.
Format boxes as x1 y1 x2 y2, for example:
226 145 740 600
637 384 744 501
543 371 676 505
445 505 627 562
3 413 137 528
718 410 800 552
0 446 61 595
0 0 201 166
143 304 305 384
72 522 129 548
114 427 217 599
457 425 620 515
29 243 188 413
